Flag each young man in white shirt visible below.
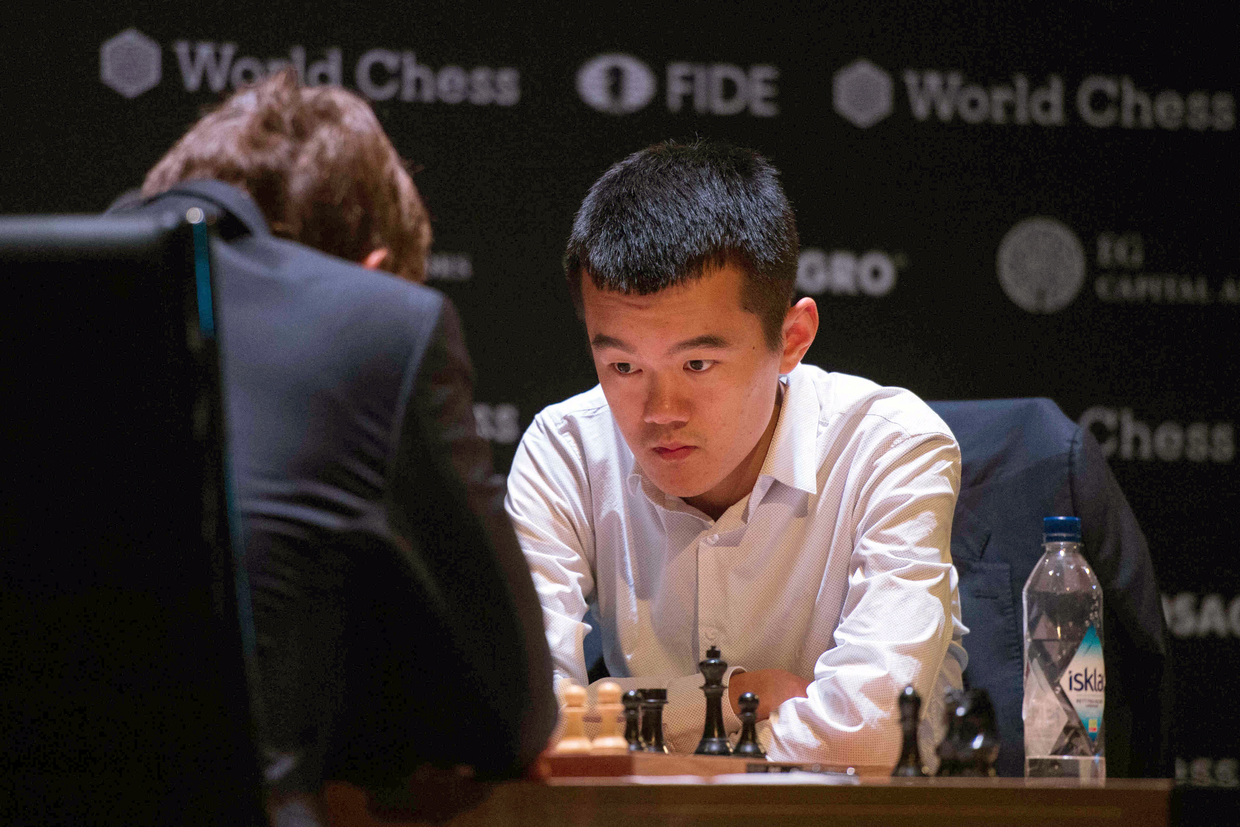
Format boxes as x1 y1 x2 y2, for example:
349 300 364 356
506 140 967 767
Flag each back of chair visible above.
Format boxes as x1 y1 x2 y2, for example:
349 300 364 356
929 398 1171 778
0 214 264 825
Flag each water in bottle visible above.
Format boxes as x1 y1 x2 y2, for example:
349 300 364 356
1023 516 1105 780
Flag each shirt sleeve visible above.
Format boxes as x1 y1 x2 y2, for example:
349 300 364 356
762 430 965 768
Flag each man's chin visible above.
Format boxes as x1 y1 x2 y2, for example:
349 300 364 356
635 463 711 502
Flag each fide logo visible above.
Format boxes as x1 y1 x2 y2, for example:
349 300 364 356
100 29 162 99
996 217 1087 313
576 53 658 115
833 58 894 128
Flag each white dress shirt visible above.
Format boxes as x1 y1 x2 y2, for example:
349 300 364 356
505 364 967 767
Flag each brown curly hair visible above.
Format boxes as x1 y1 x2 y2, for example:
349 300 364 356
142 68 431 282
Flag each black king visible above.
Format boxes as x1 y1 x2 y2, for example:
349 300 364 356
694 646 732 756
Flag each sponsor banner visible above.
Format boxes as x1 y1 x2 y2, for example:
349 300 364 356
796 248 902 298
427 253 473 283
1079 408 1234 464
101 29 521 105
1177 757 1240 787
832 57 1235 132
474 402 521 445
1163 593 1240 638
576 53 779 116
996 218 1238 314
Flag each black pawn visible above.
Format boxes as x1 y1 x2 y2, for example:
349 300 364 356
892 685 927 777
957 689 1000 777
935 688 966 777
733 692 765 758
623 690 644 751
640 688 669 753
694 646 732 756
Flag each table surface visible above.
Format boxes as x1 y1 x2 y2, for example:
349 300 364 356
322 755 1179 827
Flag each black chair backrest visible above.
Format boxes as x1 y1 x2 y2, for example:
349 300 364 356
0 214 264 825
930 397 1170 778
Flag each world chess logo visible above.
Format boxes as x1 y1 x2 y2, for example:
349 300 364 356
100 29 162 98
996 217 1087 313
832 58 894 128
577 53 657 115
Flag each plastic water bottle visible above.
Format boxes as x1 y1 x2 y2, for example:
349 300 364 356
1023 516 1105 780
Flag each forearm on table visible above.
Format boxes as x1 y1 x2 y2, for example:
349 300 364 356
761 608 954 765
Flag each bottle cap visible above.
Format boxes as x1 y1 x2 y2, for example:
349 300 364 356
1042 516 1082 543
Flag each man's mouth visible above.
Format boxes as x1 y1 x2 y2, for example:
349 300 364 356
652 444 694 461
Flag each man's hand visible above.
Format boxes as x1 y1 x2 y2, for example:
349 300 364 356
728 669 810 720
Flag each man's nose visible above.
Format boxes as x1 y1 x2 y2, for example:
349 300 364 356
642 378 690 425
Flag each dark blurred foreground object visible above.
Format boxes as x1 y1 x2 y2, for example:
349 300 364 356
0 213 264 826
928 398 1171 778
935 688 1001 777
112 180 556 817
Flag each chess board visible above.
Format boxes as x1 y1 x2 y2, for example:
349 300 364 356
537 751 890 780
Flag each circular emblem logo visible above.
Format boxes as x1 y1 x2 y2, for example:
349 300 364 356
996 217 1086 313
576 53 657 115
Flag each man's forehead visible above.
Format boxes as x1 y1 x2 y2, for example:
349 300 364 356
581 262 747 308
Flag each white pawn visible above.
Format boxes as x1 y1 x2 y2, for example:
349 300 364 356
591 681 628 754
553 683 592 754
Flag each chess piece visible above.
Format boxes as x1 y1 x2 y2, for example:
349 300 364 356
958 688 1000 777
639 688 669 753
591 681 628 754
623 690 645 751
694 646 732 756
892 685 927 777
733 692 765 758
553 683 592 754
935 688 965 776
934 687 1000 777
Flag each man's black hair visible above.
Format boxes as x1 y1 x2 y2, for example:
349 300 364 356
564 139 799 350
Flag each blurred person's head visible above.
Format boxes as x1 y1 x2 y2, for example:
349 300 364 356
143 68 430 282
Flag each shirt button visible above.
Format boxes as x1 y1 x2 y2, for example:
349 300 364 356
705 534 719 545
705 628 718 641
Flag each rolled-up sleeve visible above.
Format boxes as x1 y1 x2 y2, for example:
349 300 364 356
764 432 965 767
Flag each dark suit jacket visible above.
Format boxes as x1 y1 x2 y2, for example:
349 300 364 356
115 181 555 792
929 398 1170 778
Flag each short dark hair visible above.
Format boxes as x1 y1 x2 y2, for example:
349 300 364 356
142 69 431 282
564 140 799 349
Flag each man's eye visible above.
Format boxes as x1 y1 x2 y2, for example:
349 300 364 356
613 362 634 375
686 360 714 372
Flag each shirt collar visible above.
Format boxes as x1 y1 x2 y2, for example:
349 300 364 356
756 366 820 498
139 179 272 239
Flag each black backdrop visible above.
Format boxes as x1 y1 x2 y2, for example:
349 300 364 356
3 0 1235 784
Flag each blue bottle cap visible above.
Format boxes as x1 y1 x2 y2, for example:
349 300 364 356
1043 516 1082 543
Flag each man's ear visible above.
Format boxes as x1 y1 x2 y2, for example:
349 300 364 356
779 297 819 374
360 247 390 270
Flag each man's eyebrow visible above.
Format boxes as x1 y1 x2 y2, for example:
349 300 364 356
668 334 731 354
589 333 733 353
590 333 630 351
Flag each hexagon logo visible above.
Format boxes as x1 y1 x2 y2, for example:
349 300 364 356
101 29 162 99
833 58 894 128
576 53 657 115
996 217 1087 314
